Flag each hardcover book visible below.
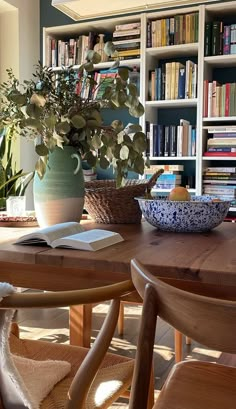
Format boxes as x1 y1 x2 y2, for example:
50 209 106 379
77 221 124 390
14 222 124 251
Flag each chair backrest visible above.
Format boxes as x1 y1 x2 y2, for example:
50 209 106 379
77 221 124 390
0 280 134 409
129 258 236 409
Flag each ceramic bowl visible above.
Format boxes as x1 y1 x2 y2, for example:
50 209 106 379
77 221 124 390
135 196 231 233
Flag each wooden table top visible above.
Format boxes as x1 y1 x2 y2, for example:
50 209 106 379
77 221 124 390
0 221 236 290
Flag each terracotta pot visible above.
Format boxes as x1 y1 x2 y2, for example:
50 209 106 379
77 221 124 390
33 146 84 227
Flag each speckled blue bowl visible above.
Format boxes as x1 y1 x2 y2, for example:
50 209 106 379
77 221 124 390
135 196 231 233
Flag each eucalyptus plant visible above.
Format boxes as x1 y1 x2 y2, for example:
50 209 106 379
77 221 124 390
0 42 148 187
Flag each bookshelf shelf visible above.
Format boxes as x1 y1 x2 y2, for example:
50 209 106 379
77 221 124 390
202 157 236 161
146 99 198 108
149 156 196 161
204 55 236 68
203 117 236 122
50 59 141 72
146 43 198 58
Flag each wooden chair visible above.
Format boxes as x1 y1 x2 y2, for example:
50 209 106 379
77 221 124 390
129 258 236 409
118 298 189 363
0 280 135 409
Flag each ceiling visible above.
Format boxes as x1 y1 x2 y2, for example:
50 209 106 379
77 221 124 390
0 0 16 14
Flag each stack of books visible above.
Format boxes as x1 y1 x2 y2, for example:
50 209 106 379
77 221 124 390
149 60 197 101
203 80 236 117
83 168 97 182
204 126 236 157
205 21 236 56
112 22 141 59
203 166 236 201
144 164 184 191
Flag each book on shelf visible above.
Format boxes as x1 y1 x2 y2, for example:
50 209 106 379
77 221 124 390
14 222 124 252
203 152 236 156
115 22 140 31
205 167 236 173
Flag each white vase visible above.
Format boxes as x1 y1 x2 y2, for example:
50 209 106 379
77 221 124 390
94 34 108 62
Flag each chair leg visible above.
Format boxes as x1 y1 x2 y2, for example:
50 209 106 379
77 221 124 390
174 329 183 363
185 336 192 345
147 363 155 409
118 302 125 336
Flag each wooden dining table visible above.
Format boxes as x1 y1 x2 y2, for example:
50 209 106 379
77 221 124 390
0 220 236 347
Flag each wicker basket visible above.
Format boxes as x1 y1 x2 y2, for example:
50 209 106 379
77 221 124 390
84 170 163 224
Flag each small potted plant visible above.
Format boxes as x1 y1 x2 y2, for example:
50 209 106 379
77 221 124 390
0 43 148 226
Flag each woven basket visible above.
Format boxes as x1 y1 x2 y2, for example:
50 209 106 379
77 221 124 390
84 170 163 224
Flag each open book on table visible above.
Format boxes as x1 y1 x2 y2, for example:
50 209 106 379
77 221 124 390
14 222 124 251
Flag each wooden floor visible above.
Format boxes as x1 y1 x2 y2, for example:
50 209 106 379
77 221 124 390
15 300 236 408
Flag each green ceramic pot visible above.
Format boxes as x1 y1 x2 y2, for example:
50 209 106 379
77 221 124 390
33 146 85 227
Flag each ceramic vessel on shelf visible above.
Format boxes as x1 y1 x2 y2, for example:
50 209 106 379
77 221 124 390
94 34 109 62
135 196 231 233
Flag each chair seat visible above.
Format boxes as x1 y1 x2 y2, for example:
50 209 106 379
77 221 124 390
155 360 236 409
9 332 133 409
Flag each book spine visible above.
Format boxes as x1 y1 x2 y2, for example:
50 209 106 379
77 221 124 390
178 67 185 99
164 126 170 156
147 20 152 47
212 21 221 56
115 22 140 31
223 25 230 55
170 125 177 156
204 22 212 56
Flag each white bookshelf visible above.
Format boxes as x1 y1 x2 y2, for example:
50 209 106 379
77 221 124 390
43 1 236 197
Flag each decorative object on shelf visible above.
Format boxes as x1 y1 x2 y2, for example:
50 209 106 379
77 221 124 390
94 34 108 62
0 132 34 211
84 170 163 224
136 195 231 232
0 43 147 226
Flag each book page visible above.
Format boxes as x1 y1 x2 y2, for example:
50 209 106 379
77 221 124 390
51 229 124 251
14 222 84 245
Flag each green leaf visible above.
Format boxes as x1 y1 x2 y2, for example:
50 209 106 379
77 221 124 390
127 83 138 97
84 62 94 72
104 41 116 56
71 115 86 129
35 157 47 179
24 117 42 131
35 143 49 156
129 102 145 118
133 155 145 175
118 67 129 81
56 121 71 134
111 120 124 132
99 155 110 169
120 145 129 160
133 132 147 153
91 133 102 149
87 50 101 64
85 151 97 167
45 114 57 130
9 92 27 106
26 103 42 119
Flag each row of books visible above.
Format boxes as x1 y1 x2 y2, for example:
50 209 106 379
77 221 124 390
75 68 140 101
147 120 196 158
203 81 236 118
46 33 99 67
205 21 236 56
112 21 141 59
149 60 197 101
147 12 199 48
203 167 236 200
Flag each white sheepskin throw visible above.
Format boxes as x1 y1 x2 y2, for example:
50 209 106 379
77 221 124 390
0 283 71 409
